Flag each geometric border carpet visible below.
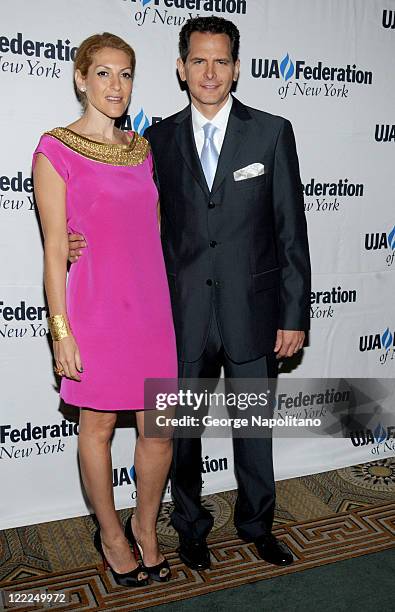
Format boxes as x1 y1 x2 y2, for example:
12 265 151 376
0 458 394 610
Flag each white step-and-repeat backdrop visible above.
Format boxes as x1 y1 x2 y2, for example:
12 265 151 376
1 0 394 529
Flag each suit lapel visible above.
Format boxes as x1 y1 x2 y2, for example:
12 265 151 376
175 107 210 197
173 98 252 196
211 98 252 195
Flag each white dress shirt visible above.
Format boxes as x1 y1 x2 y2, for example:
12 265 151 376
191 95 233 157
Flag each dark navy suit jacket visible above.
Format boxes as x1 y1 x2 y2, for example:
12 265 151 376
145 97 311 363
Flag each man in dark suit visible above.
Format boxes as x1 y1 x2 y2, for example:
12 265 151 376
69 16 310 570
144 16 310 569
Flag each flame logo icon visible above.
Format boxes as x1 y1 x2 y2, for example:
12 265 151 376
129 465 136 483
133 108 150 135
280 53 295 81
388 225 395 250
381 327 393 351
141 0 151 6
373 423 387 444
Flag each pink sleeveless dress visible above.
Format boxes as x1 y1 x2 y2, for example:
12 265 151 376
33 128 177 411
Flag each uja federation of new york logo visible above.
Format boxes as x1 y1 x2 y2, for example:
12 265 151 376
0 300 48 340
0 420 79 460
303 177 364 213
364 225 395 267
382 9 395 29
251 52 373 100
0 171 34 213
119 107 162 135
123 0 246 27
359 327 395 365
113 454 228 501
350 423 395 457
0 32 76 79
310 286 357 320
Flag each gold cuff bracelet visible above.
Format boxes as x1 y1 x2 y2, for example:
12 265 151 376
48 314 70 341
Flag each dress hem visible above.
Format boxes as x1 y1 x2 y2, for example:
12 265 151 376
60 394 148 412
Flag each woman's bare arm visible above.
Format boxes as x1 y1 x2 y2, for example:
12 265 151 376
33 154 82 380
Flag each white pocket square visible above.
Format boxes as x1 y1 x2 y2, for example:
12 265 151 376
233 163 265 181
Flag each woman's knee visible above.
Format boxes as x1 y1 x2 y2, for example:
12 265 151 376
79 409 117 441
137 435 173 450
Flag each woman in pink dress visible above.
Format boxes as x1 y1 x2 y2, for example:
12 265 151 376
33 33 177 587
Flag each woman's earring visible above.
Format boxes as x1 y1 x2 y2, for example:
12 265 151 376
80 87 86 92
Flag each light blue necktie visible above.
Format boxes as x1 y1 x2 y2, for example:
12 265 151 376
200 123 219 191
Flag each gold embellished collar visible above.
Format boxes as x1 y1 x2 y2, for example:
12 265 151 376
45 127 150 166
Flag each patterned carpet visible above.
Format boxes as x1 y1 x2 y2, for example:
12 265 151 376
0 458 394 610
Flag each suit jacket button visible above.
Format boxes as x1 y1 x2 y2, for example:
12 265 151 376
209 241 217 248
208 201 215 209
215 281 220 287
206 279 213 286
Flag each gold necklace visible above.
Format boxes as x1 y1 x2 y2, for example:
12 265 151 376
45 127 150 166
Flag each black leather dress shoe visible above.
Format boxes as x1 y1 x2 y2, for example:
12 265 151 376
177 538 211 570
254 534 294 566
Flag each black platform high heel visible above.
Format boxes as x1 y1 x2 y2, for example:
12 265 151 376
93 528 149 587
124 514 171 583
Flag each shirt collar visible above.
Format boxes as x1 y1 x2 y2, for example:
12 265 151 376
191 95 233 133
